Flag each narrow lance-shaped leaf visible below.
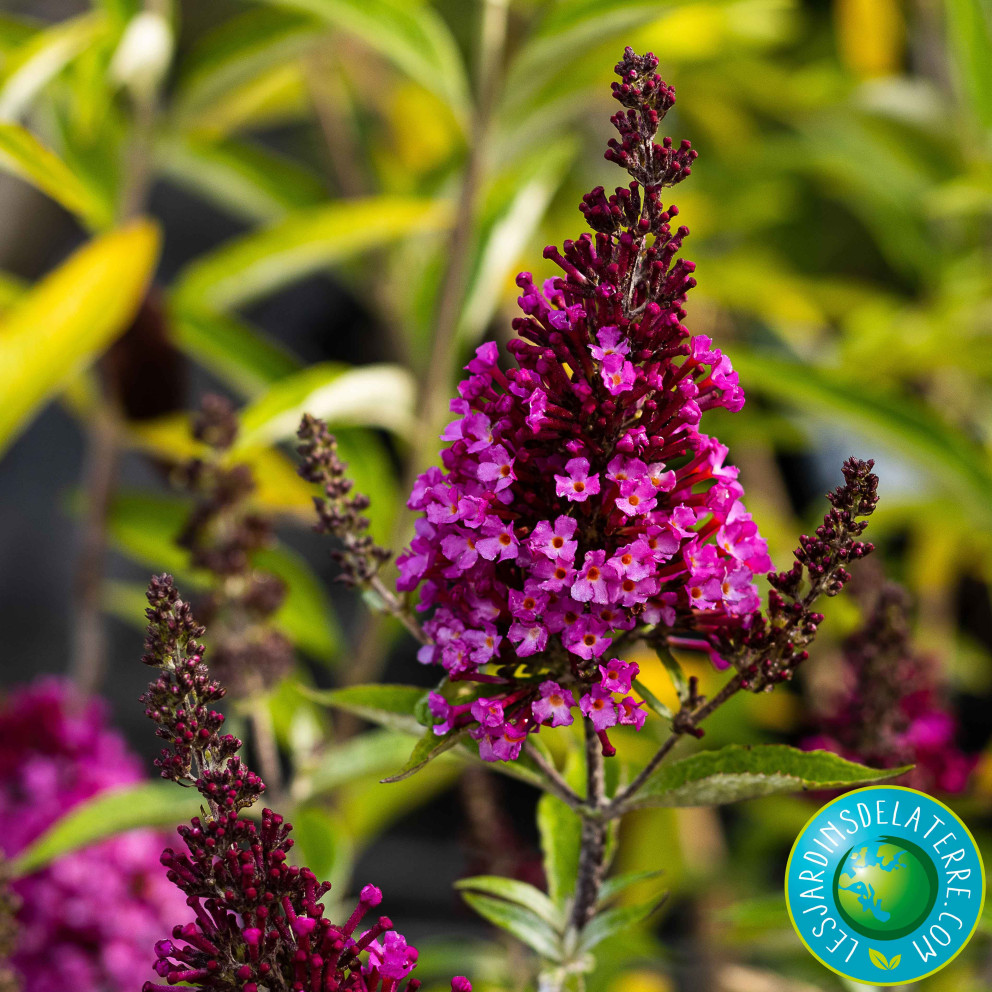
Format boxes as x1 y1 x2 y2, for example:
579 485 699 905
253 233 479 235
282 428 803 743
731 349 992 524
0 11 105 119
633 677 673 721
11 782 201 877
458 138 577 345
459 892 563 961
173 6 322 123
628 744 911 811
537 779 583 904
0 220 159 457
455 876 563 931
380 725 466 783
234 362 417 449
297 728 420 798
597 869 665 907
0 123 112 228
158 136 326 223
253 0 469 122
946 0 992 129
298 684 425 735
578 892 667 953
171 196 451 313
169 306 303 397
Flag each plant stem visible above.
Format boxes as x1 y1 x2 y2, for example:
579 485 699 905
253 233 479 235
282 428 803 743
350 0 509 683
249 695 285 807
524 741 586 811
569 719 609 931
607 674 744 816
70 405 120 694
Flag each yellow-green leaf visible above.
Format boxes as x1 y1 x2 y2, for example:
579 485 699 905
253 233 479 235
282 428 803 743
0 12 105 118
11 782 200 877
171 197 450 312
255 0 469 122
235 362 416 449
869 947 890 970
0 220 159 456
0 123 112 228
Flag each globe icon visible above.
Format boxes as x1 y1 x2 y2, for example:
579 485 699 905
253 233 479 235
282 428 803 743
833 836 939 940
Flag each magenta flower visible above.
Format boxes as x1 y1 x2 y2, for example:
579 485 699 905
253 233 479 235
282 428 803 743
580 687 619 732
598 660 639 694
0 679 190 992
555 458 602 503
399 49 773 761
531 682 578 727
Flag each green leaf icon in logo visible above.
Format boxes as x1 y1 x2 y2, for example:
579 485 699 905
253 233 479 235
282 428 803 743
869 948 901 970
869 948 890 970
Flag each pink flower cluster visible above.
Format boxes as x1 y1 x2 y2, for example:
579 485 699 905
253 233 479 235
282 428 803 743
0 678 188 992
398 50 772 761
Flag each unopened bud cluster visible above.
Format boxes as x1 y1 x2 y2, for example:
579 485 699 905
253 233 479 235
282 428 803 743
140 576 470 992
175 395 293 696
297 414 391 586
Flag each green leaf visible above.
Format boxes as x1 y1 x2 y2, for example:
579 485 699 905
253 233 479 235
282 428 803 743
298 728 421 797
11 782 200 876
578 893 666 953
380 725 466 783
460 892 563 961
173 6 321 124
501 1 721 132
158 136 326 223
629 745 910 811
253 0 469 120
0 14 39 55
597 869 665 907
290 804 353 892
172 196 450 313
731 349 992 524
632 678 672 721
169 306 303 397
654 643 689 703
458 138 577 344
0 123 112 228
235 361 416 448
946 0 992 129
300 683 425 735
455 876 563 931
889 953 901 970
0 11 106 119
537 788 582 905
0 221 159 457
337 753 459 844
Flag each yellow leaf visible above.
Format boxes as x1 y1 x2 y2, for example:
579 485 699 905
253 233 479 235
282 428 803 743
835 0 904 79
889 954 901 969
0 220 160 456
869 947 890 970
0 123 112 229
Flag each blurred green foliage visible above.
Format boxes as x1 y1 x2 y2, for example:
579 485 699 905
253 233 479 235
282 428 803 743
1 0 991 989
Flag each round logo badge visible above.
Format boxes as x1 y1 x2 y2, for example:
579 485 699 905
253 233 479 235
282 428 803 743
786 785 985 985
